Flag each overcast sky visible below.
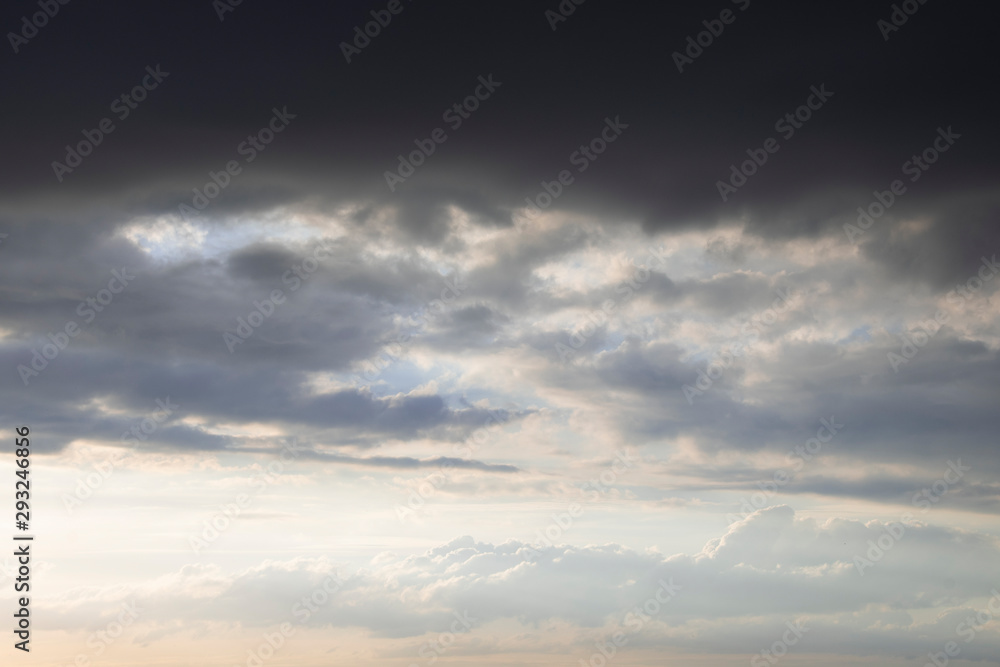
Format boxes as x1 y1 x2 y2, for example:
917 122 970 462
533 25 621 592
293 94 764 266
1 1 999 665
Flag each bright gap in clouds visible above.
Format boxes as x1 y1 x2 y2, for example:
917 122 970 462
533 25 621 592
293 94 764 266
116 210 348 263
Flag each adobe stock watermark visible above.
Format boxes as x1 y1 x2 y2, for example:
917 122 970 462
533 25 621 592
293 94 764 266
877 0 930 41
525 450 635 559
578 578 682 667
224 238 334 352
854 459 968 575
923 587 1000 667
727 417 844 525
17 267 137 386
189 439 304 552
887 254 995 372
545 0 587 31
672 0 751 73
179 106 296 219
51 65 170 182
395 406 512 522
750 619 809 667
384 74 502 191
554 247 668 363
717 84 833 201
339 0 414 63
56 600 141 666
409 611 477 667
235 571 348 667
213 0 243 22
7 0 71 54
62 398 179 513
352 273 466 385
682 287 795 404
844 126 960 244
521 116 628 218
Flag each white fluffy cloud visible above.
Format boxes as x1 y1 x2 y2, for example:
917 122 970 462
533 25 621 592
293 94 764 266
37 507 1000 660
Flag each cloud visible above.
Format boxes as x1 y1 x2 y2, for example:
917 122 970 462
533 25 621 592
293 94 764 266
36 508 1000 659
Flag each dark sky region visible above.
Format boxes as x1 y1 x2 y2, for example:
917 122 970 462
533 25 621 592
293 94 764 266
1 1 1000 665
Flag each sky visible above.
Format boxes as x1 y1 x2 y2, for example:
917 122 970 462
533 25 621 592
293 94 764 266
1 0 1000 665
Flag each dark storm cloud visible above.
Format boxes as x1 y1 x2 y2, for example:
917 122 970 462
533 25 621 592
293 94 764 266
0 1 994 274
0 337 528 454
0 0 997 501
0 238 532 454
